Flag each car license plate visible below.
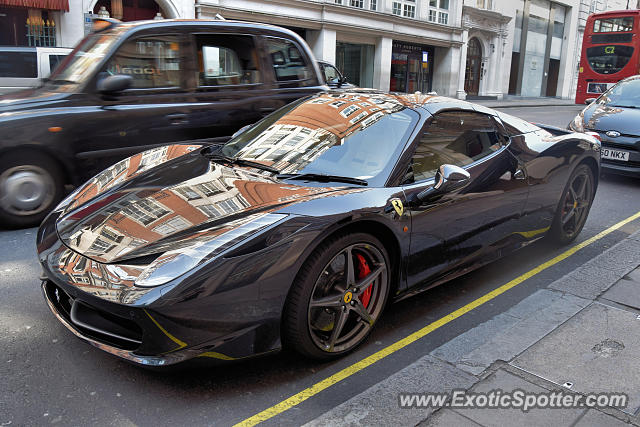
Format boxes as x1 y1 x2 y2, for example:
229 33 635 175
602 147 630 161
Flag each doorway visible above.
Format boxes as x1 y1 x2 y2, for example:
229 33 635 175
464 38 482 96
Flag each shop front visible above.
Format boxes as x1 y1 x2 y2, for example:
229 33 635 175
390 41 434 94
0 0 68 46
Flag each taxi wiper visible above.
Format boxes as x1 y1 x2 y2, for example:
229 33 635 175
277 173 368 186
203 151 280 174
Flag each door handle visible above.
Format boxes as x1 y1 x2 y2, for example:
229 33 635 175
166 113 188 125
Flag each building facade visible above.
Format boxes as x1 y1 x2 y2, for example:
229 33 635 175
2 0 638 99
196 0 467 97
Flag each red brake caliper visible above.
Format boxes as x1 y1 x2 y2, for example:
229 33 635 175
355 253 373 308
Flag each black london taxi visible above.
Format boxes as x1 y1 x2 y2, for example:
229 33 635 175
0 18 326 227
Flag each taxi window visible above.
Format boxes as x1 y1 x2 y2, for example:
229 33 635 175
264 36 313 85
105 35 181 89
194 34 261 87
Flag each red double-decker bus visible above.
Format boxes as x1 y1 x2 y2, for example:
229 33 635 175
575 10 640 104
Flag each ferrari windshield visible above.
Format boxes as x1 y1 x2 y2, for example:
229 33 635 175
47 32 120 85
599 78 640 108
222 93 419 182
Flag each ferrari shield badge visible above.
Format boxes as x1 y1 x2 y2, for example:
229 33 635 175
390 198 404 217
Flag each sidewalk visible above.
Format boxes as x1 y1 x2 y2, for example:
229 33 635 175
473 96 581 109
304 231 640 426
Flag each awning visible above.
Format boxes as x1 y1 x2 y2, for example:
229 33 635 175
0 0 69 11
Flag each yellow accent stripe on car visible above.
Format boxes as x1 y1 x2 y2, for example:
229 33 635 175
143 309 187 351
514 226 551 239
234 210 640 427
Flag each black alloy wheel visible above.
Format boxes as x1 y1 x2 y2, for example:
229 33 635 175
283 233 390 359
549 164 594 244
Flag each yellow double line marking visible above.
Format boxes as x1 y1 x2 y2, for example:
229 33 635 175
235 211 640 427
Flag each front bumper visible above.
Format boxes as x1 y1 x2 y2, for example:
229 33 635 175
37 210 317 366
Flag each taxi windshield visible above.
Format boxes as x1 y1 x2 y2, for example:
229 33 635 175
47 32 119 85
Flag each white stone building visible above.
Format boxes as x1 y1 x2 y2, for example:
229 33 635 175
2 0 638 100
196 0 467 97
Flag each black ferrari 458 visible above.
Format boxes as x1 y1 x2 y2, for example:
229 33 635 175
37 90 600 366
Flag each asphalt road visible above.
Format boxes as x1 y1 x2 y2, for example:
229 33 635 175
2 104 640 426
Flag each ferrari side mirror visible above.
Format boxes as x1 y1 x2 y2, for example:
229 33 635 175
417 164 470 201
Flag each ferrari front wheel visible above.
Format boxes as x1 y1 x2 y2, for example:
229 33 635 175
283 233 390 359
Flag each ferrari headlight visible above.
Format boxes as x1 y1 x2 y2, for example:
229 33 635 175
569 114 585 133
134 213 288 287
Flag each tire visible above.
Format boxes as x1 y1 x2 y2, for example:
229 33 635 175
283 232 390 360
548 164 595 245
0 151 65 228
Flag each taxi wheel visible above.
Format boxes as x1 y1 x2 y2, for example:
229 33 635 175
283 233 390 360
549 164 594 245
0 152 65 228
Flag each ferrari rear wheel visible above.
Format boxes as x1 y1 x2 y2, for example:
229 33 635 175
549 164 594 245
283 233 390 359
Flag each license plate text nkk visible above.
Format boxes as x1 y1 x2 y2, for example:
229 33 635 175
602 148 630 162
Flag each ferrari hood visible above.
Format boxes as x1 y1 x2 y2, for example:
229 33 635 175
584 104 640 137
55 144 346 264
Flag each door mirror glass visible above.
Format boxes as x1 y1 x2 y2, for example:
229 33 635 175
417 164 470 201
97 74 133 93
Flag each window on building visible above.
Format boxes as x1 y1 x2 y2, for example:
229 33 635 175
393 2 402 15
122 198 170 226
105 35 181 89
350 0 363 7
153 216 191 235
403 4 415 18
138 146 168 171
427 0 449 24
370 0 377 10
197 181 223 197
195 34 261 87
174 186 201 200
476 0 493 9
198 204 221 218
340 105 360 118
88 237 115 254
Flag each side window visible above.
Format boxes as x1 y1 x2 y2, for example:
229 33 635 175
323 64 340 83
411 111 502 182
43 54 67 77
48 54 68 73
0 51 37 78
264 37 313 83
105 35 181 89
195 34 261 87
